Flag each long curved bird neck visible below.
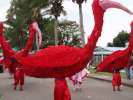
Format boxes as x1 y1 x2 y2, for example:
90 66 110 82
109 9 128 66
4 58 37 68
127 23 133 52
83 0 105 58
83 0 133 59
0 24 15 58
20 23 36 56
0 23 36 58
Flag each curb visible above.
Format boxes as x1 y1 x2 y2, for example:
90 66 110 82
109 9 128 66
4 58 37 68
89 76 133 88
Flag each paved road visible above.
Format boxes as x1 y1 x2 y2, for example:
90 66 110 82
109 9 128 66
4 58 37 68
0 73 133 100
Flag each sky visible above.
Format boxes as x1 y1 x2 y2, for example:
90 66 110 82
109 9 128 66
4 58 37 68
0 0 133 46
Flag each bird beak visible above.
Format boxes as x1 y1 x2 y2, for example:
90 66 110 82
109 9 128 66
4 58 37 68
99 0 133 15
32 22 42 47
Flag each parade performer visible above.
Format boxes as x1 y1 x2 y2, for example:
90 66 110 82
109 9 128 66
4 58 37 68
70 68 89 91
14 65 25 90
54 78 71 100
97 22 133 73
112 69 121 91
0 21 42 90
0 0 133 100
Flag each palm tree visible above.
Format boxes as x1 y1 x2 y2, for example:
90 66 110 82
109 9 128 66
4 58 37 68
72 0 87 46
6 0 49 49
50 0 64 45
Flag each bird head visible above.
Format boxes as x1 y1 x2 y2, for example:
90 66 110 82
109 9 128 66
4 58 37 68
99 0 133 15
31 22 42 47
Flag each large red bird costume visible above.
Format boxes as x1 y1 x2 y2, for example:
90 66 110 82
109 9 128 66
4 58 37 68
12 0 133 78
97 21 133 73
0 0 132 100
0 22 42 90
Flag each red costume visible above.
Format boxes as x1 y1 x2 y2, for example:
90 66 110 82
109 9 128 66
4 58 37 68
0 22 41 91
14 67 25 90
112 70 121 91
54 79 71 100
97 22 133 73
14 0 132 78
0 0 132 100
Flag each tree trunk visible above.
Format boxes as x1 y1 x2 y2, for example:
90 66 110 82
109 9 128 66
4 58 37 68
54 18 58 45
79 4 85 46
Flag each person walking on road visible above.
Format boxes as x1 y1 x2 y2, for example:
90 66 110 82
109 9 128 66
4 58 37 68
14 66 25 91
112 69 121 91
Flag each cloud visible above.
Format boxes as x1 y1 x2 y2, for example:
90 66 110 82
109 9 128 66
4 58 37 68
0 0 11 21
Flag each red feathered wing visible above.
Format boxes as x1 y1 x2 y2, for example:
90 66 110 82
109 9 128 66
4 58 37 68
97 49 130 72
17 45 82 67
16 45 86 78
97 21 133 72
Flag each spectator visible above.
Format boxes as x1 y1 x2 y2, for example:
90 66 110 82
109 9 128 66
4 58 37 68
69 68 90 91
125 67 130 80
130 65 133 79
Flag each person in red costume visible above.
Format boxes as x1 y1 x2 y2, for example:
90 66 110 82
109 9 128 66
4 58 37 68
97 22 133 87
14 65 25 91
97 19 133 73
1 0 133 100
0 21 41 90
112 69 121 91
54 79 71 100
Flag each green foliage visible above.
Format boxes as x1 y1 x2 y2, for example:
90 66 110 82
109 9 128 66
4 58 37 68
36 18 82 48
113 31 129 47
4 0 81 49
5 0 49 49
107 30 129 47
58 20 82 47
50 0 64 19
4 20 28 49
7 0 49 23
40 17 55 47
107 42 113 47
4 17 54 49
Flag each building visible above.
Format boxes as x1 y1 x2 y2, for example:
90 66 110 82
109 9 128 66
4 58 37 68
92 46 125 66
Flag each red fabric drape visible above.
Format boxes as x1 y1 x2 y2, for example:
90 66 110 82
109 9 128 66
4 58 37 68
54 79 71 100
14 67 25 86
112 72 121 86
